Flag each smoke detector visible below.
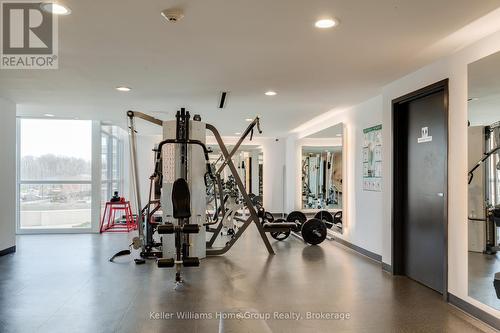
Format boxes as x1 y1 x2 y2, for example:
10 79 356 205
161 8 184 22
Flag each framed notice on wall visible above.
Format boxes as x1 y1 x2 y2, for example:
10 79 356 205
363 125 382 192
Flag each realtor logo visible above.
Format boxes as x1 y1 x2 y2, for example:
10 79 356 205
1 1 58 69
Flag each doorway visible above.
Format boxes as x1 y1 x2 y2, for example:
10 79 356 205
392 79 449 295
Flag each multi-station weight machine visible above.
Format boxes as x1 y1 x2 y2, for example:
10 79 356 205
127 108 328 284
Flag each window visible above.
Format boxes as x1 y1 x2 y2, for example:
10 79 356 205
101 125 125 205
18 119 93 230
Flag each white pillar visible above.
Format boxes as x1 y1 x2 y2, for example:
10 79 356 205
251 149 260 195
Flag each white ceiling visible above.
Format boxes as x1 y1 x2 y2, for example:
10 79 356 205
468 51 500 126
2 0 500 136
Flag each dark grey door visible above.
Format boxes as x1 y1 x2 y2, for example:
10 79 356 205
403 90 447 293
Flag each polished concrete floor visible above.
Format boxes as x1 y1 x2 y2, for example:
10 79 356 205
469 252 500 310
0 230 496 333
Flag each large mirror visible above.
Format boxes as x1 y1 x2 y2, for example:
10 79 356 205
300 123 344 231
207 144 263 205
468 52 500 310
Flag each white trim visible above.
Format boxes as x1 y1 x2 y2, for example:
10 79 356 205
19 180 92 185
15 118 21 234
91 120 102 233
17 228 94 235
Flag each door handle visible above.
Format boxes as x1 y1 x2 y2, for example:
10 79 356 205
437 193 444 197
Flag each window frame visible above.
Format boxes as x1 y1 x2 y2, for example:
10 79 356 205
101 127 124 206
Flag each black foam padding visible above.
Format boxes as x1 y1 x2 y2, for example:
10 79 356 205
182 224 200 234
157 223 175 234
172 178 191 219
157 258 175 268
182 257 200 267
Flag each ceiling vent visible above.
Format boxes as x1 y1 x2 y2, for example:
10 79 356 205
219 91 229 109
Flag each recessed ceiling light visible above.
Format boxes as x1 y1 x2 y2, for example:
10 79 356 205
235 132 241 135
315 18 338 29
245 118 253 122
40 2 71 15
44 113 55 117
265 91 277 96
336 134 342 137
116 86 131 92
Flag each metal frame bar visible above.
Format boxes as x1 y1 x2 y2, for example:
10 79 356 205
127 111 164 249
216 117 261 174
206 123 274 255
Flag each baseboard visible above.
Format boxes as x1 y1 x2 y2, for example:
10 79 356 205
333 237 382 262
382 262 393 273
448 293 500 330
0 246 16 256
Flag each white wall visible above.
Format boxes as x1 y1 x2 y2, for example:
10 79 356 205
286 96 384 256
0 97 16 252
379 29 500 317
132 135 161 211
287 26 500 318
262 138 286 213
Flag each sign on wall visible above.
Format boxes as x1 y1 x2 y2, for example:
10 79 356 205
362 125 382 192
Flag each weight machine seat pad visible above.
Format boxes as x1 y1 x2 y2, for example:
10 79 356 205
262 222 297 230
172 178 191 219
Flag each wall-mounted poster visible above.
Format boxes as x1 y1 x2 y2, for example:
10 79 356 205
363 125 382 192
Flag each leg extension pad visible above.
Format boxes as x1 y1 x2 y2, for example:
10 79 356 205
157 258 175 268
157 223 175 234
182 257 200 267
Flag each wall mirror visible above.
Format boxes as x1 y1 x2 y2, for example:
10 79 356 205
207 144 263 206
300 123 344 232
468 52 500 310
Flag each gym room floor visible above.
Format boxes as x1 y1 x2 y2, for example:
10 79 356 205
0 230 495 333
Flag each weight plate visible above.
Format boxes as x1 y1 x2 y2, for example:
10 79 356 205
301 218 327 245
286 211 307 224
314 210 334 229
333 211 343 226
270 218 291 241
264 211 275 223
253 195 263 207
257 207 266 219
